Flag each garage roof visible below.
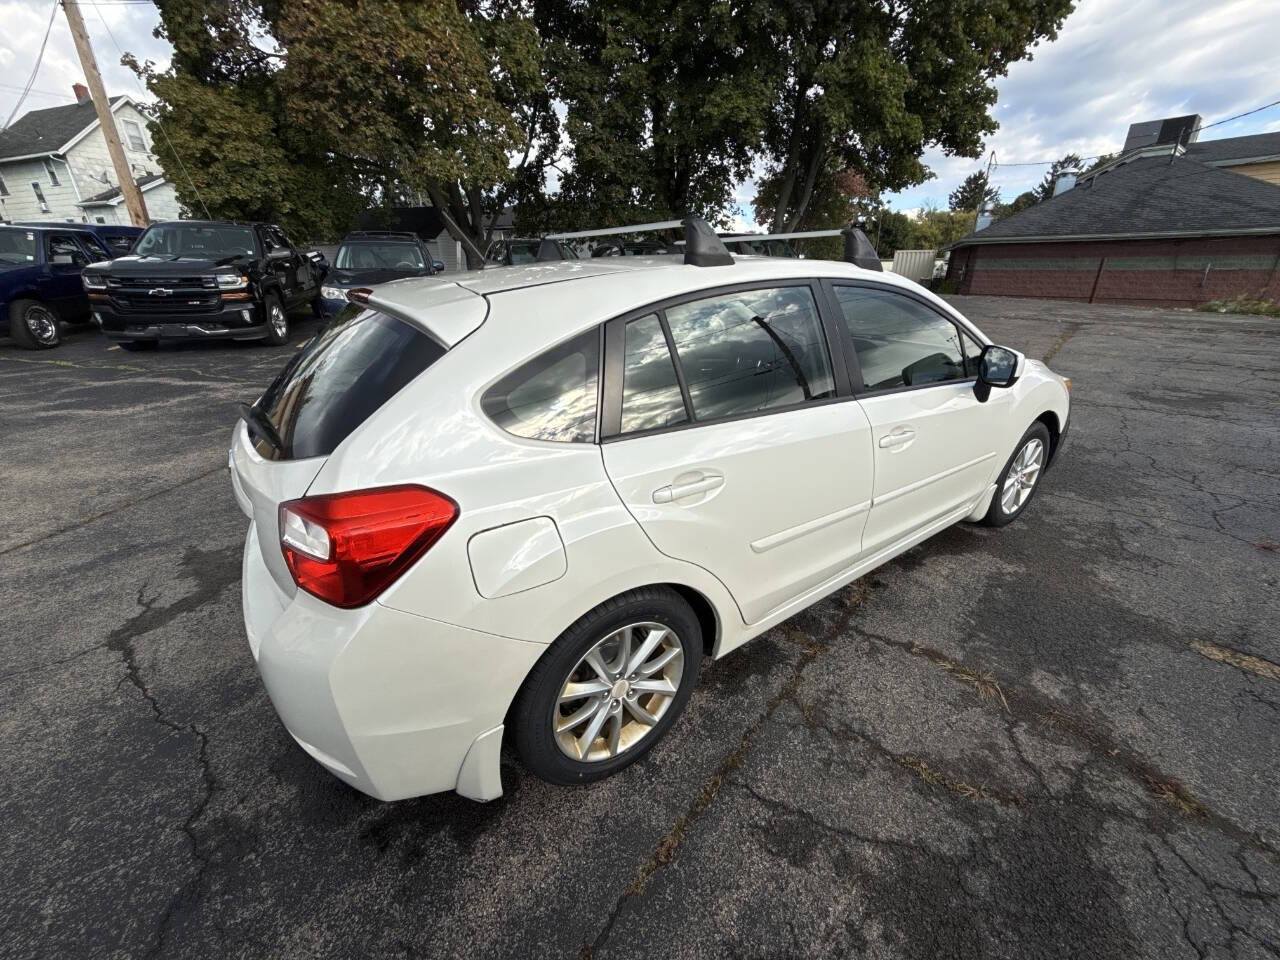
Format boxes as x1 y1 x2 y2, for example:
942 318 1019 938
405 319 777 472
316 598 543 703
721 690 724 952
949 155 1280 249
1186 131 1280 165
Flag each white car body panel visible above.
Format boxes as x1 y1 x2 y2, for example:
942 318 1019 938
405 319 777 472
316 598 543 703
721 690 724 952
232 254 1071 802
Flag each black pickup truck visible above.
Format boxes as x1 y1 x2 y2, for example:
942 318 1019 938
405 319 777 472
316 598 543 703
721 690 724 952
81 220 326 350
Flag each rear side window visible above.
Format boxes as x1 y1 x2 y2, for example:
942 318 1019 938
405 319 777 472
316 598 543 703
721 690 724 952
832 286 968 391
481 329 599 442
663 285 835 421
621 314 687 434
254 305 445 460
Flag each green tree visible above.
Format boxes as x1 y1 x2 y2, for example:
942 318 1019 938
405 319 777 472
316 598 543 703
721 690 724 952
997 190 1038 218
948 171 1000 212
1034 152 1083 200
760 0 1075 232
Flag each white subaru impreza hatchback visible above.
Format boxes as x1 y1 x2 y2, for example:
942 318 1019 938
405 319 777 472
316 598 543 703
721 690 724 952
230 221 1070 803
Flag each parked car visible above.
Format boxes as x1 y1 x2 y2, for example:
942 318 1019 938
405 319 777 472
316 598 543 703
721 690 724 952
317 231 441 318
15 221 145 258
590 239 670 257
230 220 1070 803
485 237 578 265
722 236 800 257
81 220 326 350
1 223 113 349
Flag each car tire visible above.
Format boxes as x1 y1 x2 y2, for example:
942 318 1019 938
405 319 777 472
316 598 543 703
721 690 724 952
310 293 324 318
9 299 61 350
982 421 1052 527
118 340 158 352
263 293 289 346
512 587 702 786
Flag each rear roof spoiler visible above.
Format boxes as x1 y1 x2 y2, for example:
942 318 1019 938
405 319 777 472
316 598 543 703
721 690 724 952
724 227 882 271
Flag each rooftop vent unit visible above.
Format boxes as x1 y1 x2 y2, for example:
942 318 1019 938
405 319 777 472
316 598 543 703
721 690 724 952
1052 169 1081 196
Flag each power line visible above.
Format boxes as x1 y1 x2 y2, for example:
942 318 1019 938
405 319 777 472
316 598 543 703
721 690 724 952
89 0 213 220
2 0 61 131
1196 98 1280 132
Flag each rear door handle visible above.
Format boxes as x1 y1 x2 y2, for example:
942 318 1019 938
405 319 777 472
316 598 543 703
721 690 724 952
878 428 916 449
652 474 725 504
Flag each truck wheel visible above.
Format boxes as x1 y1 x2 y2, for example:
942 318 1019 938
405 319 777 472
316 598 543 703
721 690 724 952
9 299 61 350
264 294 289 346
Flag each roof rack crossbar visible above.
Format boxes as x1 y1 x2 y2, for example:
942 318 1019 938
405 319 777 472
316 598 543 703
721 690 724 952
727 226 882 272
545 219 684 240
724 229 843 241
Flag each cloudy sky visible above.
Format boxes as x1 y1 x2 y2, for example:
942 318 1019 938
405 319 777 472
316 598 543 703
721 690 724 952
3 0 1276 227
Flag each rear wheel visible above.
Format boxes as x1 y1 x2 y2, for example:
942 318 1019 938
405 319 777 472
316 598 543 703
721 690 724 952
263 293 289 346
513 587 702 785
9 299 60 350
983 422 1051 527
118 340 158 352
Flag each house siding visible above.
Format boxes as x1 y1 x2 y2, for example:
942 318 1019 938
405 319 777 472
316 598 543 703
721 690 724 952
1222 160 1280 187
947 236 1280 307
0 156 81 222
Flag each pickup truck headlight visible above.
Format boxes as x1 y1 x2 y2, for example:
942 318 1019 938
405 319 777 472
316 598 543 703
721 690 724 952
82 274 107 291
216 274 249 289
320 285 345 300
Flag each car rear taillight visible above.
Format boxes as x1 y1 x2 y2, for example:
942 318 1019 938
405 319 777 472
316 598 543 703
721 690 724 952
278 485 458 608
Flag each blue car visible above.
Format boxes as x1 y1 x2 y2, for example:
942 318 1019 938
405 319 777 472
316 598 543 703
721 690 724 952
0 224 114 349
318 231 443 318
14 221 144 258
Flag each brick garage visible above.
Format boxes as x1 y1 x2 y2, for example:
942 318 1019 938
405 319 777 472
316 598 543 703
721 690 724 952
947 234 1280 307
946 146 1280 308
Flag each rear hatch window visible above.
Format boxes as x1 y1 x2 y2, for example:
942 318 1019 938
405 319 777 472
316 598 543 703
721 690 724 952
252 304 446 460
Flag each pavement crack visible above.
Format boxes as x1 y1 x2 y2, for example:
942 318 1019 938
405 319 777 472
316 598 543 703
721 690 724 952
1041 322 1083 364
1191 639 1280 683
578 583 872 959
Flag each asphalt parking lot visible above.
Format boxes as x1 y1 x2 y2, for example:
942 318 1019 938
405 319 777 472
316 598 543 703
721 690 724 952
2 294 1278 959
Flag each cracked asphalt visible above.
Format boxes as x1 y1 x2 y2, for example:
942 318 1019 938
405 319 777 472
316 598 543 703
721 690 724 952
2 295 1278 959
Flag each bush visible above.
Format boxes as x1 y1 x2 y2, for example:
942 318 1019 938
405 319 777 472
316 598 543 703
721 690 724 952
1196 295 1280 317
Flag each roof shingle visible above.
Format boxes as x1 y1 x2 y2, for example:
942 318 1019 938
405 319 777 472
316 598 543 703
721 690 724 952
0 96 126 161
1186 131 1280 164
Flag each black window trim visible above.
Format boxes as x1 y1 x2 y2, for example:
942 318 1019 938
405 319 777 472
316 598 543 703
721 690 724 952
600 278 855 443
820 278 988 401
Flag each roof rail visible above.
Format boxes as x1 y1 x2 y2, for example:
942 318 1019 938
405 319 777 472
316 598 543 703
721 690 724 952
346 230 420 240
724 226 882 271
545 216 732 267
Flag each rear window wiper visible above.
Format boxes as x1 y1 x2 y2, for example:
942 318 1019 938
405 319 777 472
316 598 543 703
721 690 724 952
238 402 283 452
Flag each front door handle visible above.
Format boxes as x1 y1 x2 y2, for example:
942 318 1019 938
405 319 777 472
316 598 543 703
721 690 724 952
652 474 725 504
878 428 916 449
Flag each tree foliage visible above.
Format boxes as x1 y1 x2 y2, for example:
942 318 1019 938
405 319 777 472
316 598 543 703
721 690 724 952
996 190 1038 218
948 171 1001 212
1034 152 1083 200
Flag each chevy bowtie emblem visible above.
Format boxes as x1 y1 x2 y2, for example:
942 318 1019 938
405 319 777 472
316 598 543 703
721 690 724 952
148 287 172 297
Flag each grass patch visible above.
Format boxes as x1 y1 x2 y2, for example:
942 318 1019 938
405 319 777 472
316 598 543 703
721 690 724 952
1196 295 1280 317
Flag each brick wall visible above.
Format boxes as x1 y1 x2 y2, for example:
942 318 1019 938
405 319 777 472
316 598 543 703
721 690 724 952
947 235 1280 307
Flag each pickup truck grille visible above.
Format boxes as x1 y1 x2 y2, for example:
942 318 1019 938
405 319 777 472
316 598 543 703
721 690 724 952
107 276 222 315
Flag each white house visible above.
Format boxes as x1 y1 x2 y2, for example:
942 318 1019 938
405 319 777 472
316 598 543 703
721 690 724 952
0 85 183 226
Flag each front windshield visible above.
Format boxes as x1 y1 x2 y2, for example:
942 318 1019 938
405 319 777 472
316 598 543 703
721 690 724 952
134 223 257 261
335 242 425 271
0 228 38 265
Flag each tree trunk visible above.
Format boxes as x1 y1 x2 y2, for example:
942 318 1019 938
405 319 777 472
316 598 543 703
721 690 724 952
785 143 824 232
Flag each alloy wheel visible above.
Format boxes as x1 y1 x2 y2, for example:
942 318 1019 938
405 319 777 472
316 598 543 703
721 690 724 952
270 303 288 338
553 621 684 762
25 306 58 345
1001 437 1045 514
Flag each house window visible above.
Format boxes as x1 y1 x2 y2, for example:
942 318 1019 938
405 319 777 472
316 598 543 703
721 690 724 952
0 171 8 195
42 158 60 186
31 182 48 212
122 119 146 152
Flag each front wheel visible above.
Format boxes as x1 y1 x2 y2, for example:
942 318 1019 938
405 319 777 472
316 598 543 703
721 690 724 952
513 587 702 785
983 422 1051 527
8 299 61 350
263 294 289 346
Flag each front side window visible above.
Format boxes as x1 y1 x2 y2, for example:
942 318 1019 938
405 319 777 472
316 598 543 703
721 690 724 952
481 329 599 443
832 286 969 391
621 314 688 434
663 285 835 421
47 235 87 267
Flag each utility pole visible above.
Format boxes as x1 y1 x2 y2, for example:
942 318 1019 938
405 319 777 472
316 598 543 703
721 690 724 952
61 0 149 226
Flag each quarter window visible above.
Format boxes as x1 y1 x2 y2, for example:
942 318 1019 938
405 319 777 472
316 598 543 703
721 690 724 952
481 329 599 443
663 285 835 422
832 286 969 391
620 314 688 434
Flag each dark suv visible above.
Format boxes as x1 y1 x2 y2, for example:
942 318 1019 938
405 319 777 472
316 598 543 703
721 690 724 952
318 231 442 318
82 220 325 350
1 224 114 349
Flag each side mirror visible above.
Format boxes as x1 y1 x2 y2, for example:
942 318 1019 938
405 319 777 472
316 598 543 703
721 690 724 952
974 344 1022 403
432 259 445 273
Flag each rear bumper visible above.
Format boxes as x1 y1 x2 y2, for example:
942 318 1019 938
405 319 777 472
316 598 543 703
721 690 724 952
96 300 269 341
241 523 545 801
